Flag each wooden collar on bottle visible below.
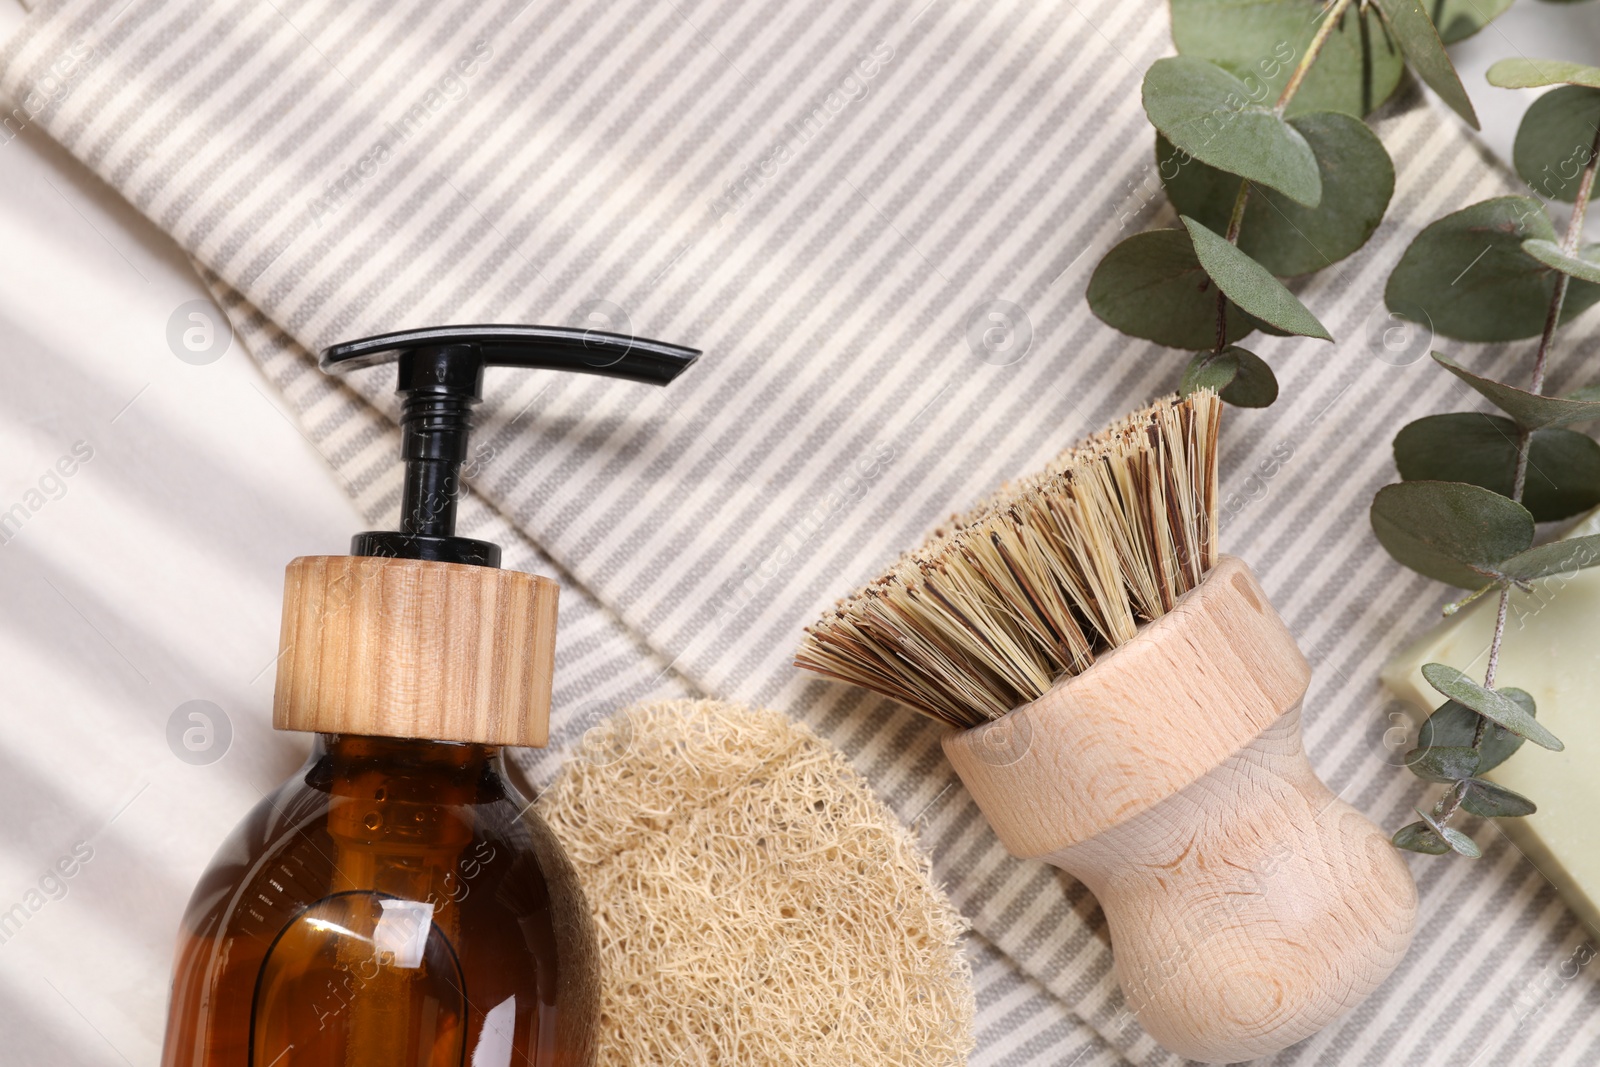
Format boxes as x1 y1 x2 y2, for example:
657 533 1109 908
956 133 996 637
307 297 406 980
272 556 559 747
941 555 1310 858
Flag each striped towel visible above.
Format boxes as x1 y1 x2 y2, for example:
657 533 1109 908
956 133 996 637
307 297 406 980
5 0 1597 1063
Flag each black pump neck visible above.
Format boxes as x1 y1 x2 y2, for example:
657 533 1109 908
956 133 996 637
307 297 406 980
320 325 700 568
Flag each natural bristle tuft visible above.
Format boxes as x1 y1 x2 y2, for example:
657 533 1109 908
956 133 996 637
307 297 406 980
797 391 1222 728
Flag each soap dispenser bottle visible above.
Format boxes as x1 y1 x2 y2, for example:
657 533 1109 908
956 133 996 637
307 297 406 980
161 326 699 1067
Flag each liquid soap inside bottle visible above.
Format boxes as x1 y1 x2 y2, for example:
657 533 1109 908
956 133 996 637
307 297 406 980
161 735 597 1067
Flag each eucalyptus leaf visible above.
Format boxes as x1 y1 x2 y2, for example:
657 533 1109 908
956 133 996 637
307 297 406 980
1372 0 1480 128
1460 778 1537 818
1240 310 1292 337
1392 412 1600 521
1157 112 1394 277
1432 0 1513 44
1417 695 1530 774
1087 229 1255 348
1512 87 1600 203
1441 825 1483 858
1567 385 1600 403
1415 806 1482 857
1404 744 1482 782
1487 58 1600 90
1385 197 1600 341
1181 216 1331 338
1370 481 1534 588
1522 239 1600 284
1143 57 1322 207
1393 820 1452 854
1180 346 1279 407
1434 353 1600 428
1170 0 1404 118
1421 663 1563 750
1499 534 1600 581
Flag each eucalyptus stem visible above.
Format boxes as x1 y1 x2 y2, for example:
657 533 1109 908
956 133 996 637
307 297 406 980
1276 0 1357 114
1224 179 1251 242
1211 181 1255 354
1203 0 1345 362
1470 125 1600 744
1435 778 1468 824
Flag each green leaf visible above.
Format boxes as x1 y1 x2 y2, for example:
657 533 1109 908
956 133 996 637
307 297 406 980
1460 779 1537 818
1487 58 1600 90
1512 87 1600 204
1170 0 1404 118
1499 534 1600 580
1432 0 1514 45
1415 807 1482 857
1158 113 1395 277
1421 663 1563 750
1444 828 1482 857
1404 744 1481 782
1434 354 1600 429
1385 197 1600 341
1181 216 1331 339
1087 229 1255 348
1393 820 1452 854
1143 57 1322 207
1392 412 1600 522
1239 310 1292 337
1372 0 1480 128
1370 481 1534 587
1418 696 1530 774
1567 385 1600 403
1523 240 1600 284
1181 345 1279 407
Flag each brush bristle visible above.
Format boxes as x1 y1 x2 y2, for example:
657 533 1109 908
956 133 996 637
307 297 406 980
797 391 1222 728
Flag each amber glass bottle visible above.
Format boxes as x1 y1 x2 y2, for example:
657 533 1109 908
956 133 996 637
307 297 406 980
161 735 597 1067
159 324 698 1067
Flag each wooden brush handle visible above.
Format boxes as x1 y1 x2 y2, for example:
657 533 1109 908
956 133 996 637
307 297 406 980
943 557 1416 1063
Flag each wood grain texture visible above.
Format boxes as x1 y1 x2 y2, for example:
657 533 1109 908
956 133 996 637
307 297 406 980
944 556 1311 854
273 556 559 747
942 557 1416 1062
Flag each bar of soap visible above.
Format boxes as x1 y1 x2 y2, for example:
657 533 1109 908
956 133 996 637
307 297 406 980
1381 508 1600 937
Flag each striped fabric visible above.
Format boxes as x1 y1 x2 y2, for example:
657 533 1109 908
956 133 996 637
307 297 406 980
6 0 1599 1063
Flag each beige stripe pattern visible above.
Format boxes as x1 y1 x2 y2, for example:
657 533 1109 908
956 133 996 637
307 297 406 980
6 0 1600 1062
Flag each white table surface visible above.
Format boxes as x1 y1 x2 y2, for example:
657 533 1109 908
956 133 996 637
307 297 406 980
0 1 1596 1064
0 6 368 1059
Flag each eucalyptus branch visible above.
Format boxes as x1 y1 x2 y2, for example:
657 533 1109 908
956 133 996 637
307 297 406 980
1090 0 1463 408
1484 126 1600 699
1436 122 1600 813
1199 0 1356 379
1512 125 1600 497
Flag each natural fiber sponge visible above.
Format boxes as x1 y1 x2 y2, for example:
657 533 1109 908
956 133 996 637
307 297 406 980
536 699 975 1066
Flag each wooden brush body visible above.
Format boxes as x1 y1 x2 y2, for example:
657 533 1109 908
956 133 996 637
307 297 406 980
943 556 1416 1063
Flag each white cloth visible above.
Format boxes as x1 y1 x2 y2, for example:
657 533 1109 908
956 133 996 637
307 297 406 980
4 0 1598 1063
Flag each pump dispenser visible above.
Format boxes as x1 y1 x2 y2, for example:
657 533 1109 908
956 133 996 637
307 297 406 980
161 325 699 1067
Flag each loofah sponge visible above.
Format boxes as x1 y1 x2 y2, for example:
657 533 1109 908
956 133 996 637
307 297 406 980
536 699 975 1066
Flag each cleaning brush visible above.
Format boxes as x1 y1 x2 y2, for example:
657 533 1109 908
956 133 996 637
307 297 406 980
798 391 1416 1064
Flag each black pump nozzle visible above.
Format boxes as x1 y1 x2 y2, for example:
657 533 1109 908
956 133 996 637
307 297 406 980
320 324 700 568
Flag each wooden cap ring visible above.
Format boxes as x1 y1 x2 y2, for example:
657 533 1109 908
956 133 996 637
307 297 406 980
272 555 559 747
